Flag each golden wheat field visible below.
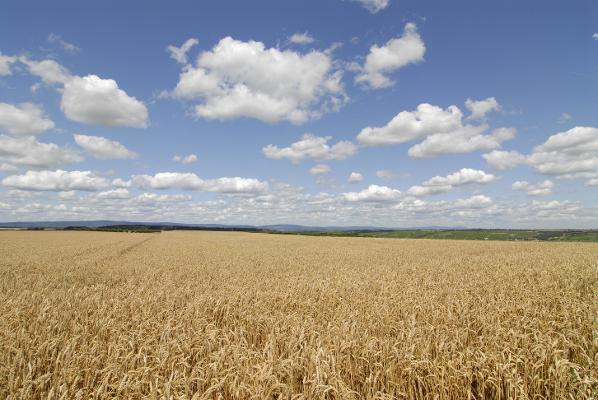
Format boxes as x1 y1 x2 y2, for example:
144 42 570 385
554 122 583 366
0 231 596 399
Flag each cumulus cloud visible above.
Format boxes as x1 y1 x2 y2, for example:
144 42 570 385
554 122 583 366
408 127 515 159
309 164 331 175
124 172 268 194
512 180 553 196
465 97 500 120
0 163 18 172
2 170 109 191
483 126 598 185
0 52 17 75
94 188 131 200
343 184 401 202
405 184 452 197
351 0 390 14
20 57 148 128
523 200 583 222
73 134 137 160
481 150 526 171
173 154 198 164
354 23 425 89
407 168 496 197
593 33 598 41
201 177 268 194
47 33 80 53
134 192 192 203
263 134 357 163
0 103 55 136
528 127 598 177
0 135 82 169
61 75 148 127
172 36 346 124
358 103 461 146
358 102 515 158
393 195 495 221
348 172 363 183
288 33 315 45
111 178 131 188
167 38 199 64
423 168 496 186
20 57 71 84
453 195 493 209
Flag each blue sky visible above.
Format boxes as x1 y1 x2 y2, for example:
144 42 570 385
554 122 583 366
0 0 597 227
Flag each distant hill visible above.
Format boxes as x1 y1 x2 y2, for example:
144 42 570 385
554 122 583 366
0 220 461 231
0 220 133 228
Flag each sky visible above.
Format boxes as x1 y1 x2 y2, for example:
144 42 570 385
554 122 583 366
0 0 597 228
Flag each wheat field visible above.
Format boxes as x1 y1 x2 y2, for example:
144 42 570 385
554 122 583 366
0 231 596 399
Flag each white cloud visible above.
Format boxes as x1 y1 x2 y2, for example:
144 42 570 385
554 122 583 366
172 36 346 124
348 172 363 183
408 127 515 159
2 170 109 191
111 178 131 188
73 134 137 160
134 193 192 203
0 163 18 172
405 184 452 197
94 188 131 200
375 170 395 180
167 38 199 64
484 127 598 185
453 195 493 209
423 168 496 186
47 33 80 53
393 194 495 219
527 127 598 181
126 172 268 194
358 104 462 145
263 134 357 163
289 33 315 45
309 164 331 175
57 191 78 201
482 150 528 170
407 168 496 197
354 23 425 89
358 102 515 158
0 52 17 75
0 135 82 169
465 97 500 120
61 75 148 128
343 184 401 202
512 180 553 196
20 57 71 84
593 33 598 41
201 177 268 194
173 154 198 164
20 57 149 128
129 172 203 190
351 0 390 14
0 103 55 136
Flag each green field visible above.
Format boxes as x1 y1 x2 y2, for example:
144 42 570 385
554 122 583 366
297 229 598 242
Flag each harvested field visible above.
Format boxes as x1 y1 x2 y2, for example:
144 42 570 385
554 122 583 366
0 230 596 399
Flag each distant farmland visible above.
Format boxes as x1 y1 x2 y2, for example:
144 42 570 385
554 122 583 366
1 231 596 399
